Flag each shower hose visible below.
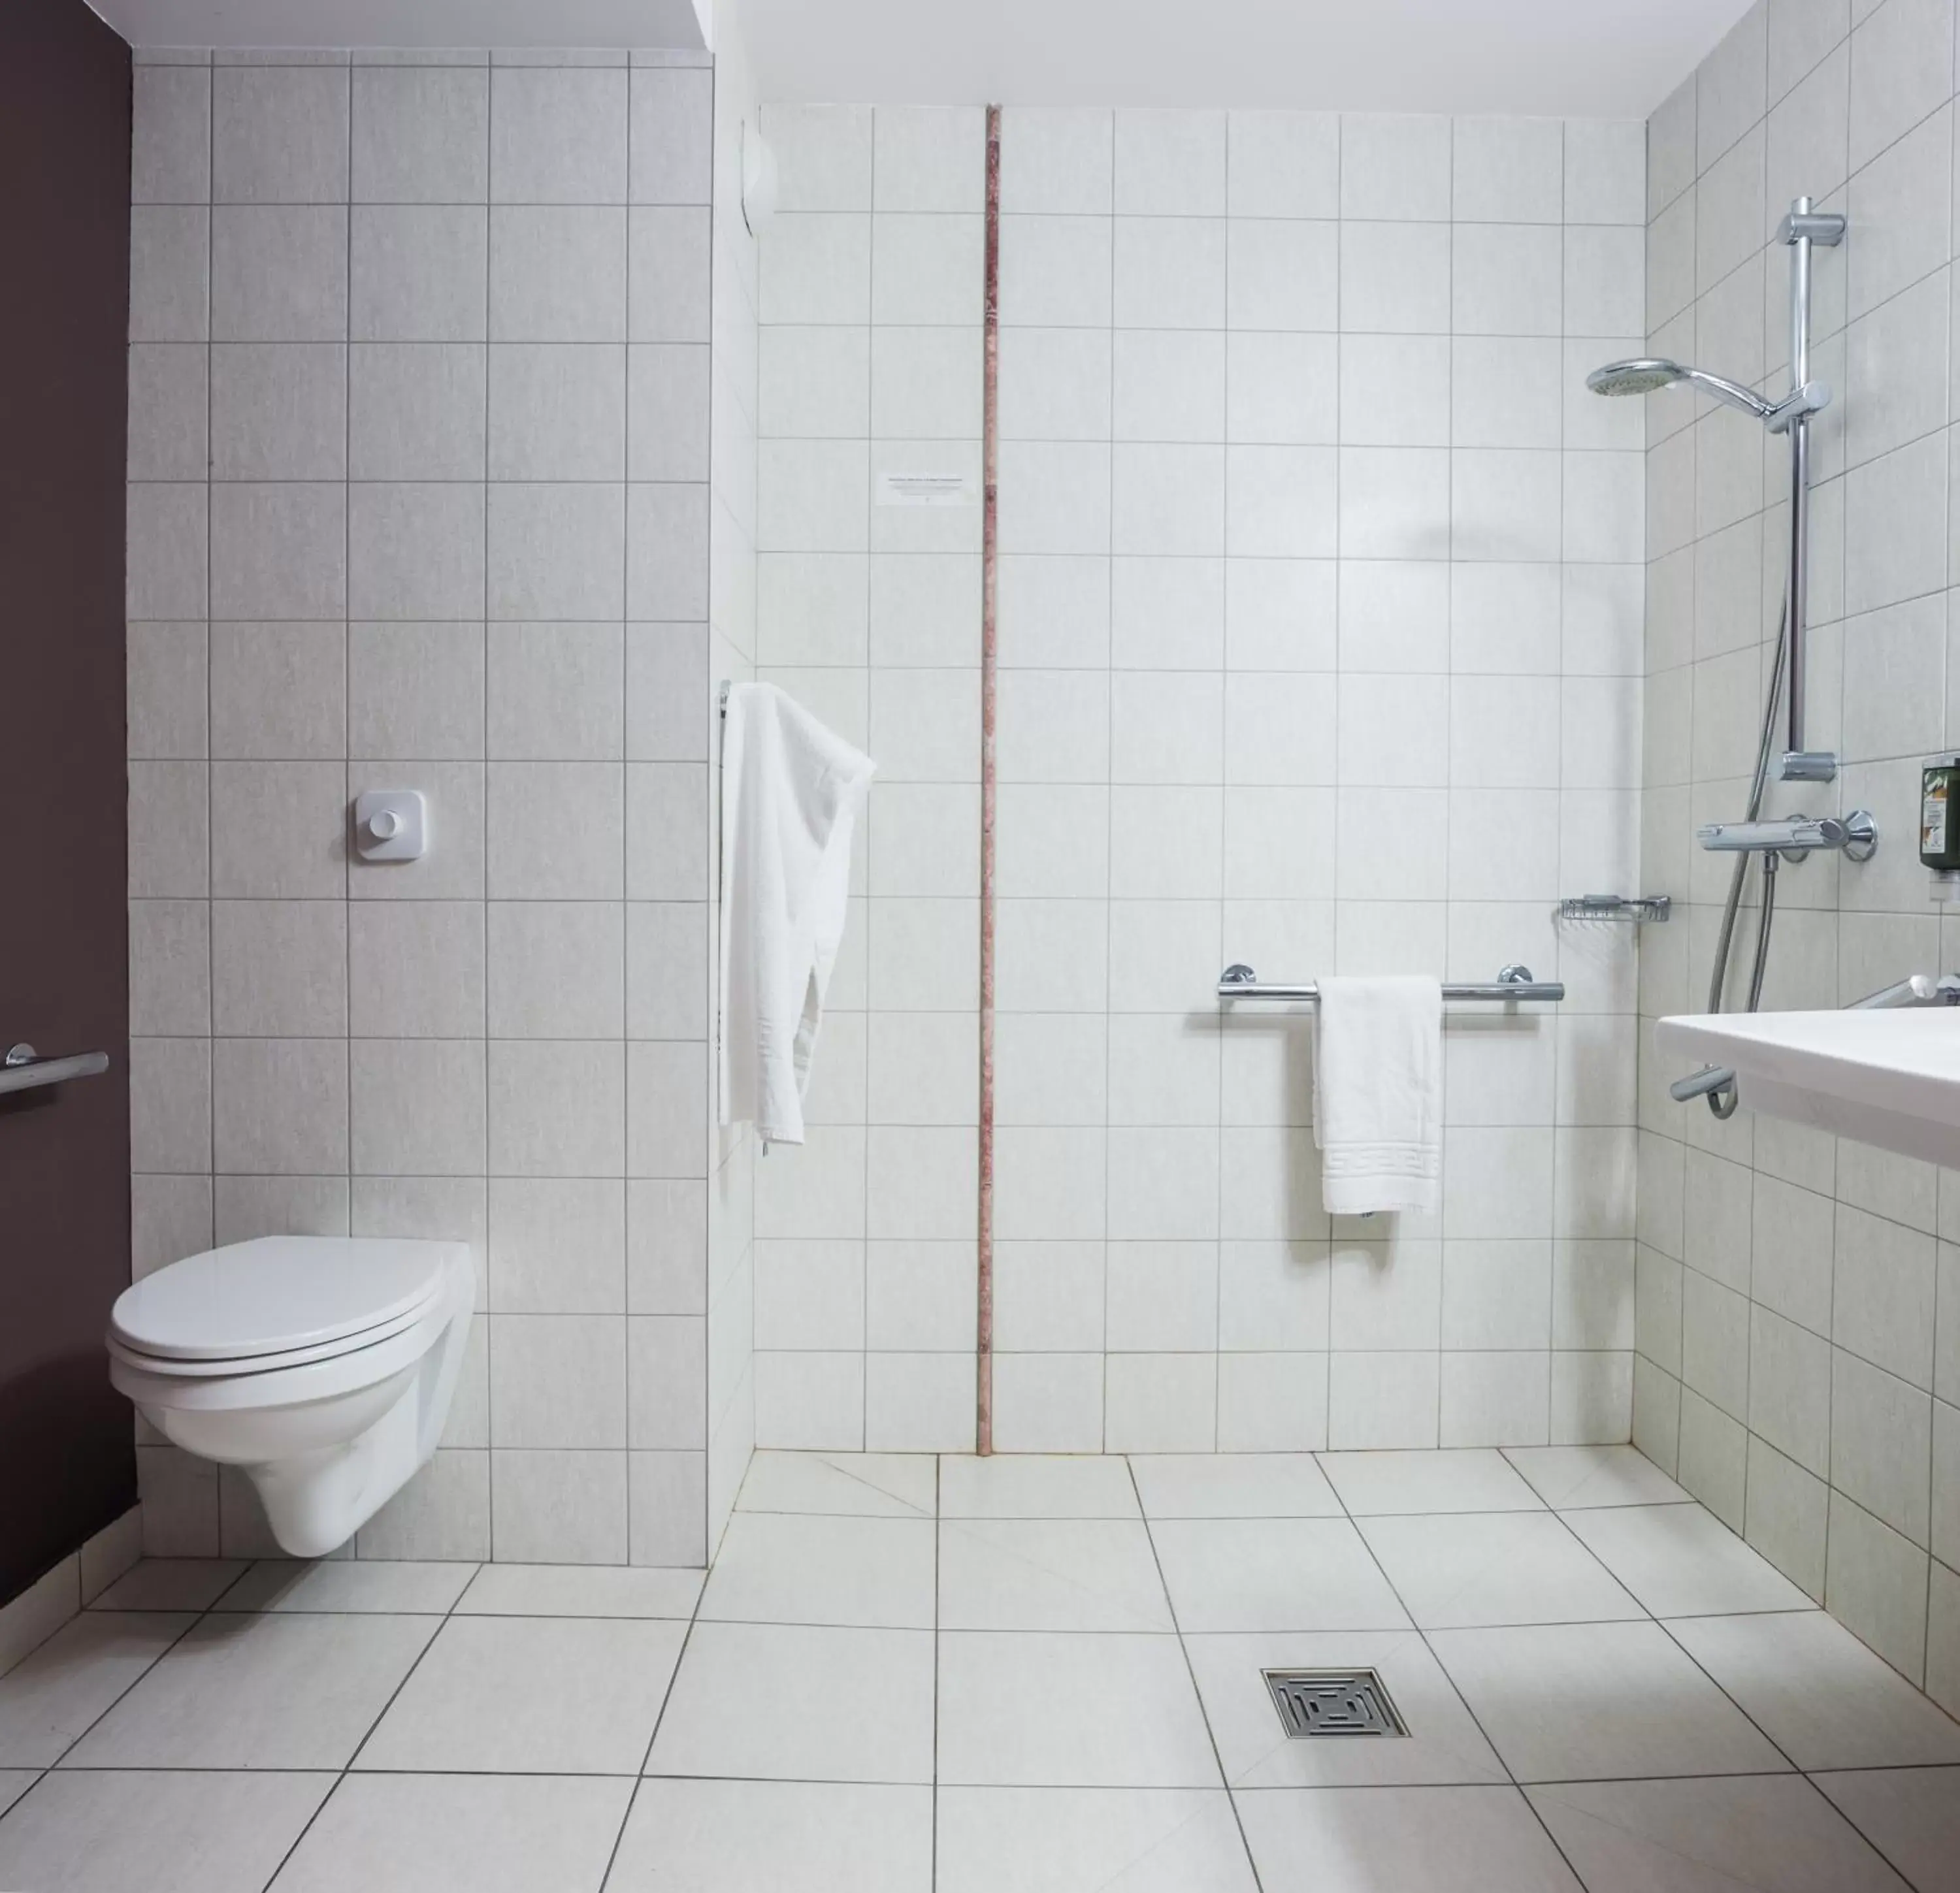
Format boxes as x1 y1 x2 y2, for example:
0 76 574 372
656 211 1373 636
1700 590 1791 1118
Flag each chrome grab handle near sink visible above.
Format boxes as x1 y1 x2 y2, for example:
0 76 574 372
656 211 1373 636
0 1043 110 1097
1848 973 1960 1009
1669 972 1960 1105
1670 1064 1737 1104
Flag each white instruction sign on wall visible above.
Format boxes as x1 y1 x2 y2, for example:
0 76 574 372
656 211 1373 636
876 470 976 506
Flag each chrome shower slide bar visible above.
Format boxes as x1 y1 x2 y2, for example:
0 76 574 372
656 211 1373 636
1217 965 1565 1004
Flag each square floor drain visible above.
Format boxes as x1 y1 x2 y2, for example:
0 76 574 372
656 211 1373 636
1262 1668 1408 1738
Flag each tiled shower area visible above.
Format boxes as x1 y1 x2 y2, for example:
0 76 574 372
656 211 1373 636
3 0 1960 1885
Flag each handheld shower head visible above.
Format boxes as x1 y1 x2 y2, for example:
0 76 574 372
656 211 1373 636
1586 357 1686 396
1590 355 1831 436
1587 355 1778 423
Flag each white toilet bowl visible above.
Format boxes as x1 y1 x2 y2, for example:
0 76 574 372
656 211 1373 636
106 1236 475 1557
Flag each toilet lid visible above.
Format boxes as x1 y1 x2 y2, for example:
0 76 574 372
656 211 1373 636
109 1236 455 1363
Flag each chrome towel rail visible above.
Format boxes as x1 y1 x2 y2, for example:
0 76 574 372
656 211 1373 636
1217 965 1565 1004
1 1044 110 1097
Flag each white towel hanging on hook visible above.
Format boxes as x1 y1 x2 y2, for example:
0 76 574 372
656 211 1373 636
717 681 875 1149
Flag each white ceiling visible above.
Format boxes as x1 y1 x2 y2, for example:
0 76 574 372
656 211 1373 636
93 0 1746 120
740 0 1750 119
91 0 709 53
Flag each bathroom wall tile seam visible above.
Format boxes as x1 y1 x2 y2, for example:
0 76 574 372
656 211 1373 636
126 54 720 1566
1635 0 1960 1711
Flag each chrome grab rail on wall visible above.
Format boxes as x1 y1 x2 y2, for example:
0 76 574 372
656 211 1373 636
1217 964 1565 1004
0 1044 110 1097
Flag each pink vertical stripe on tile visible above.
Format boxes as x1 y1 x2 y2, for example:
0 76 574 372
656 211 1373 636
977 103 1001 1455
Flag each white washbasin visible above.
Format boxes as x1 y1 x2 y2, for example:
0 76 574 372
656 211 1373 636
1656 1008 1960 1166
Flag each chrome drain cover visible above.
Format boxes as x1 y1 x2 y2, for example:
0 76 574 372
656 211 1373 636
1263 1667 1408 1738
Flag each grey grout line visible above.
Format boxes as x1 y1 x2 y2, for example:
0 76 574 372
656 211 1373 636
255 1555 483 1889
1122 1455 1267 1893
1311 1429 1601 1889
599 1466 717 1888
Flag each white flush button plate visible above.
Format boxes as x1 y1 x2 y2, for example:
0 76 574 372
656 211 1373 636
354 789 427 862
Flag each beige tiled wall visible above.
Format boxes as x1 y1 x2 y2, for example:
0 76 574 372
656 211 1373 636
123 46 720 1565
1636 0 1960 1711
753 105 1649 1456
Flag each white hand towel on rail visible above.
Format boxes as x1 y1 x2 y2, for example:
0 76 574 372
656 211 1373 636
718 681 875 1146
1311 975 1443 1216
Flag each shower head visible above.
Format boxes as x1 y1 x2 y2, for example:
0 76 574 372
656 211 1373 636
1586 357 1686 396
1587 356 1779 424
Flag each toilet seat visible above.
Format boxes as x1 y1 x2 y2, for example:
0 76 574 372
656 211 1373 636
105 1296 436 1378
110 1235 453 1365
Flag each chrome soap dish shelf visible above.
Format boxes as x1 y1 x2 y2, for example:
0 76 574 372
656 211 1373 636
1556 894 1672 924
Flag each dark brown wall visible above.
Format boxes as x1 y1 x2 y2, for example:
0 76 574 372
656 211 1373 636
0 0 133 1604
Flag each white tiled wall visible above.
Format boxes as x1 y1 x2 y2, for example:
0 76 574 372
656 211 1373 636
755 105 1648 1455
1635 0 1960 1712
123 46 720 1565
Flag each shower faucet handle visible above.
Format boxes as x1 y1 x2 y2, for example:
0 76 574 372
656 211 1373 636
1695 810 1877 862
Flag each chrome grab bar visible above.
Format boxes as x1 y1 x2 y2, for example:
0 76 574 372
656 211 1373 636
0 1044 110 1097
1671 1065 1737 1103
1695 809 1876 861
1217 964 1565 1004
1669 972 1960 1104
1849 973 1960 1009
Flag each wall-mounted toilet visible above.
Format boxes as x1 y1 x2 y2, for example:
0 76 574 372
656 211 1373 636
106 1236 474 1558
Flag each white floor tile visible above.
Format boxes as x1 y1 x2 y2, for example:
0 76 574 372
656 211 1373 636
66 1613 435 1771
1504 1444 1691 1510
610 1779 933 1891
1130 1453 1343 1519
937 1787 1257 1892
87 1559 248 1612
1235 1785 1582 1891
0 1613 193 1768
1318 1449 1544 1515
0 1770 332 1893
737 1450 938 1518
272 1773 632 1893
1183 1630 1507 1788
940 1454 1141 1518
0 1773 32 1818
938 1630 1222 1787
1356 1512 1644 1628
356 1615 683 1774
1149 1518 1410 1632
697 1513 936 1628
455 1563 703 1618
647 1622 934 1784
1666 1611 1960 1771
938 1518 1173 1631
1813 1766 1960 1893
1562 1504 1816 1617
214 1560 475 1615
1427 1621 1790 1782
1526 1775 1909 1893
